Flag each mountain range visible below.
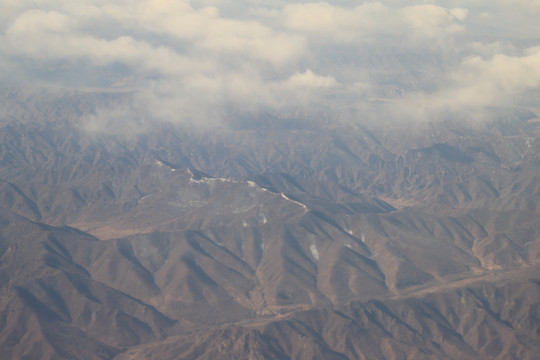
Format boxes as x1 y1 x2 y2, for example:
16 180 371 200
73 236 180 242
0 88 539 359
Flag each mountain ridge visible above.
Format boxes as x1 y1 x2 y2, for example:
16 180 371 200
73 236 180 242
0 89 539 359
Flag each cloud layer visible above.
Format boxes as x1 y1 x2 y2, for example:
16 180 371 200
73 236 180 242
1 0 539 128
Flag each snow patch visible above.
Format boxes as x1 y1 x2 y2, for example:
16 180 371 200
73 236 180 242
360 233 366 244
359 233 372 258
190 176 232 184
280 193 308 211
154 159 176 171
309 243 319 262
186 168 232 184
247 180 271 193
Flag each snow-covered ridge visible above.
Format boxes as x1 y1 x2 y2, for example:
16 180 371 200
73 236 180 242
185 170 309 212
154 159 176 171
280 193 309 211
189 176 232 184
247 180 271 193
186 170 273 196
186 168 232 184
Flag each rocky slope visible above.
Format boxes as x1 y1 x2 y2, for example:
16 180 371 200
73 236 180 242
0 89 539 359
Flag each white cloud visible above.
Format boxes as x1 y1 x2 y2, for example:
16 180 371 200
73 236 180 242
438 48 540 108
283 2 400 43
7 9 72 34
1 1 540 128
402 5 466 36
504 0 540 12
282 2 466 44
284 70 338 89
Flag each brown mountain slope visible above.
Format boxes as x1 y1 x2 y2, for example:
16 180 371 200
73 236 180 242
116 264 540 360
0 210 178 360
0 89 539 359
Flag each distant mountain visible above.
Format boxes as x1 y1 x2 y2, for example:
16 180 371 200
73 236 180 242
0 88 539 359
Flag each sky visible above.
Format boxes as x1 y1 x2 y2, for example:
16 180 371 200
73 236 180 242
1 0 540 129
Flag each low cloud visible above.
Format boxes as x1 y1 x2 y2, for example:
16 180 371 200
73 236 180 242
435 47 540 109
284 70 338 89
282 2 466 45
1 1 539 129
